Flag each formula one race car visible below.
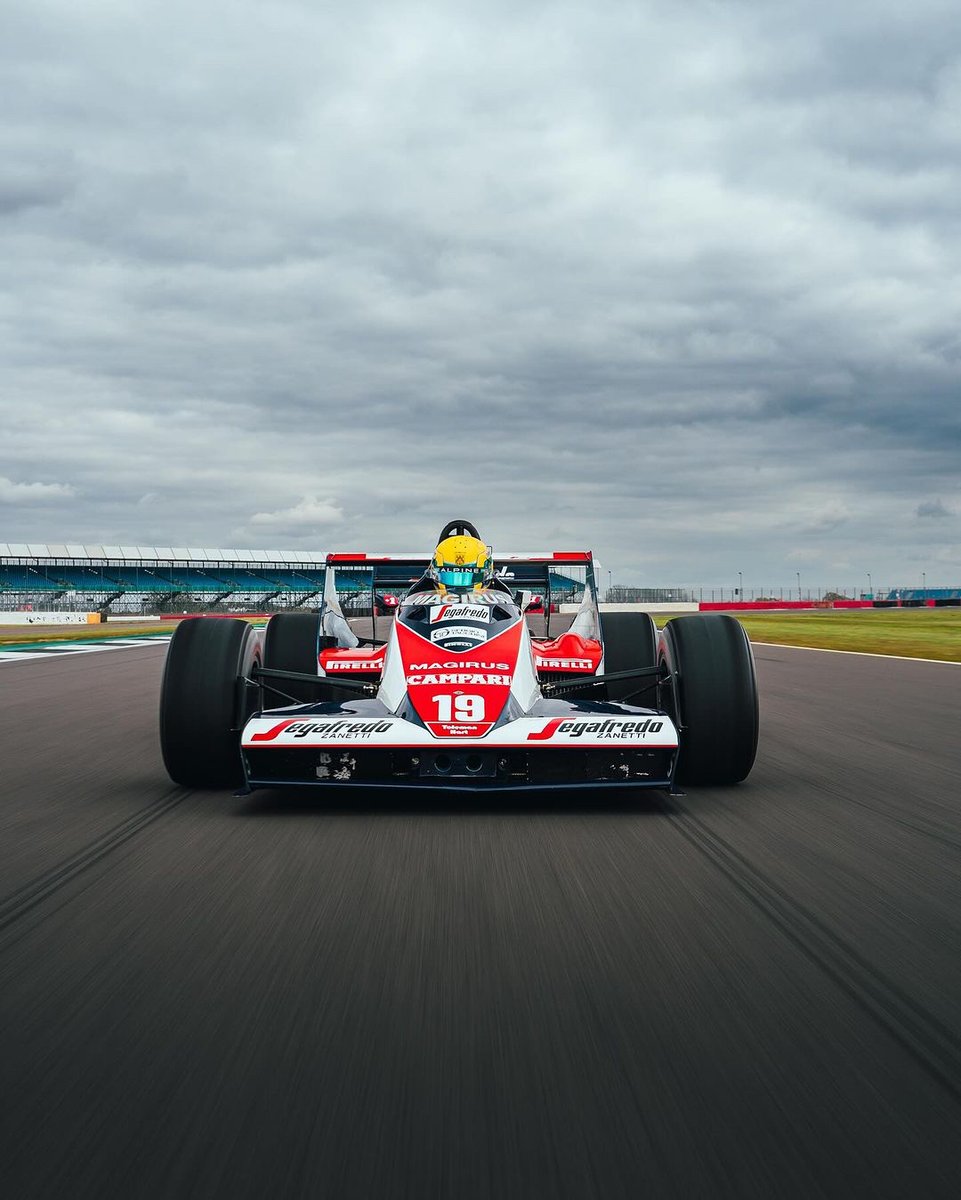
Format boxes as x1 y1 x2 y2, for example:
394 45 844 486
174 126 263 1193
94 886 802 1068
159 520 758 792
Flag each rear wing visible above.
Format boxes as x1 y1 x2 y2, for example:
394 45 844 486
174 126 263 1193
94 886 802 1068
326 551 593 565
322 552 600 640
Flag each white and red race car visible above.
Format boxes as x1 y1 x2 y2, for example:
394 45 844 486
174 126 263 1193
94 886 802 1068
160 528 758 792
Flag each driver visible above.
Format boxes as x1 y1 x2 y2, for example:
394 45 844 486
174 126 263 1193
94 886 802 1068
429 533 493 593
406 521 514 597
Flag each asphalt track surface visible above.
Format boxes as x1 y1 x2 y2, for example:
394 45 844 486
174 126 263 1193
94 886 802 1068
2 637 961 1198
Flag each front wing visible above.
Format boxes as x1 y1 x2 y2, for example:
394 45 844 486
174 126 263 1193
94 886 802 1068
241 700 678 790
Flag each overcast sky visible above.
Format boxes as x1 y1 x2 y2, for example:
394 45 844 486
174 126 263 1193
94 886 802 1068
2 0 960 589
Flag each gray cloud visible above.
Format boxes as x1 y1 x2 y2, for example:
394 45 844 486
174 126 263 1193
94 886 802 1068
244 496 345 538
2 0 960 588
917 498 953 518
0 475 75 503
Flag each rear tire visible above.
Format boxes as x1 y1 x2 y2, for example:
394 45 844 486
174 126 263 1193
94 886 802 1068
658 614 758 785
601 612 658 702
262 612 330 703
160 618 261 788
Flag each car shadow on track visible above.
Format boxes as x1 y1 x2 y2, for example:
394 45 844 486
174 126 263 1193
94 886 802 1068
233 786 669 819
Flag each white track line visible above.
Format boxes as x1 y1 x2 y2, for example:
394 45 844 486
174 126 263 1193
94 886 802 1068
0 637 171 664
91 638 170 648
751 640 961 665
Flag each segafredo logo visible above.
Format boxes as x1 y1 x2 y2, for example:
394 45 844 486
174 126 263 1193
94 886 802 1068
528 717 665 741
430 605 490 623
250 719 392 741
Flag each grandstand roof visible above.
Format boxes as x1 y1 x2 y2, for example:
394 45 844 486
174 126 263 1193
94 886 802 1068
0 544 326 564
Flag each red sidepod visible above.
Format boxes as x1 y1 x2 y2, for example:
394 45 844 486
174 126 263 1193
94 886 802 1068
531 631 602 673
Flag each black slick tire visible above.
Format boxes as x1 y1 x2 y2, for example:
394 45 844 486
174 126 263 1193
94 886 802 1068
160 617 261 788
658 614 758 786
601 612 658 702
262 612 330 703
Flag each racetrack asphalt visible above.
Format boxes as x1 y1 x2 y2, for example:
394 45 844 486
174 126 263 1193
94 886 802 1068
1 639 961 1198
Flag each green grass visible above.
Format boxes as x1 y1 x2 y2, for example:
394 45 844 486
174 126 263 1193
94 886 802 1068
655 609 961 662
0 622 174 646
0 616 268 646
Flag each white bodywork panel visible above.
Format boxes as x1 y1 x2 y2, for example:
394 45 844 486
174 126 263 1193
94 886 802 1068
242 713 678 749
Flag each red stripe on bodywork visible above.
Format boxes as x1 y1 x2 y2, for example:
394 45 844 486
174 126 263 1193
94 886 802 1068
249 719 297 742
527 718 566 741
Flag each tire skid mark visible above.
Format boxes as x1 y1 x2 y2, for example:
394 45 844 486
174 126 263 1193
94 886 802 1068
0 648 171 683
809 779 961 856
662 795 961 1106
0 788 188 942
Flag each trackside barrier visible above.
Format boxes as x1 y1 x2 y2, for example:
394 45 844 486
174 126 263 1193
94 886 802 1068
698 600 961 611
0 611 101 625
560 603 700 614
874 599 950 608
698 600 874 612
158 613 274 620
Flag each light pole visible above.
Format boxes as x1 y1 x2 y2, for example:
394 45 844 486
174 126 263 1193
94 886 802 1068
922 571 926 594
608 570 612 600
867 572 872 598
796 571 801 601
737 571 743 599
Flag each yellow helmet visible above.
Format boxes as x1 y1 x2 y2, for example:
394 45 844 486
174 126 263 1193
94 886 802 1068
431 534 491 591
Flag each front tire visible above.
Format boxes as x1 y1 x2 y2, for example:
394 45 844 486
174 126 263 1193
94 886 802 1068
658 614 758 785
160 618 261 788
262 612 330 703
601 612 658 702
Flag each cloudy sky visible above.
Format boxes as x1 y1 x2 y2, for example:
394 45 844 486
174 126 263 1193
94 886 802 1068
2 0 960 590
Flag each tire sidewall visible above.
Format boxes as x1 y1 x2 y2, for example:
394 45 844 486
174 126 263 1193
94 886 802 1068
262 612 328 703
660 614 759 786
600 611 658 702
160 617 257 788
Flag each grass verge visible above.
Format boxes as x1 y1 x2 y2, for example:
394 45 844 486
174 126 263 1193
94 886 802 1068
0 616 268 646
655 609 961 662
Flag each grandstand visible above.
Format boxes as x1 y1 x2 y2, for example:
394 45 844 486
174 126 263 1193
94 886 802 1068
0 544 328 613
13 543 950 614
875 587 961 604
0 544 589 615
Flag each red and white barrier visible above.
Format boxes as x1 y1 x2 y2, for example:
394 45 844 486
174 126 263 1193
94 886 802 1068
698 600 874 612
0 611 101 626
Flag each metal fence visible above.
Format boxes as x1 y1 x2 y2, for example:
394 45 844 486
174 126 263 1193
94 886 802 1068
3 572 959 614
604 585 961 604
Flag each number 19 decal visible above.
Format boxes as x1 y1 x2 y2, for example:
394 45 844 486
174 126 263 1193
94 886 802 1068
432 694 485 722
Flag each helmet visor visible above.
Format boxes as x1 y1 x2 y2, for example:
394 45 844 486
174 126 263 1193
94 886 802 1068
437 568 481 588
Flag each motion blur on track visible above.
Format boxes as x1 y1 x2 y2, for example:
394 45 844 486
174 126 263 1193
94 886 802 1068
3 632 961 1197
